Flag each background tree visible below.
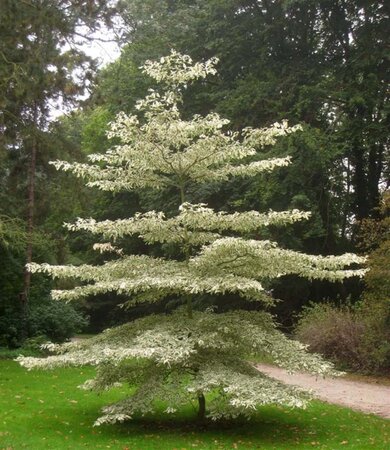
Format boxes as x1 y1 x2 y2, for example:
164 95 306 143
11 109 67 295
120 0 389 224
19 52 365 424
76 0 388 322
294 192 389 374
356 192 390 372
0 0 118 340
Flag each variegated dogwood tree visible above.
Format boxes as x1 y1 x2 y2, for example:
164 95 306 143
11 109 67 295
18 51 366 425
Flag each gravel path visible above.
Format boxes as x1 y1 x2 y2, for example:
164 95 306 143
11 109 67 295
256 363 390 419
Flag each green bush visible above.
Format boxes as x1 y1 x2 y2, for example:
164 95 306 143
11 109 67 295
0 305 21 348
353 192 390 373
0 336 53 359
28 300 88 343
357 298 390 374
0 299 88 347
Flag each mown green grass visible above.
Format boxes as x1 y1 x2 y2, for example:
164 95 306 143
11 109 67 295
0 360 389 449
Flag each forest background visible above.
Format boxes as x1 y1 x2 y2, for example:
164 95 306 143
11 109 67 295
0 0 388 373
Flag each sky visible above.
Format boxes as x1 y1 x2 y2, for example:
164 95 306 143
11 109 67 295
81 29 121 68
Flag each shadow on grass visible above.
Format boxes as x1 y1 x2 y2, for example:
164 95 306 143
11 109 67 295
93 404 329 447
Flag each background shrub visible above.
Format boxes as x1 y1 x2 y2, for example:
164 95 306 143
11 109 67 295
28 300 88 343
294 301 389 374
0 299 88 348
294 302 366 371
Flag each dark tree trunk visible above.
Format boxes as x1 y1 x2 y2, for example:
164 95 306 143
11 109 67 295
20 120 38 340
341 158 351 241
367 144 383 218
352 145 368 220
197 394 206 421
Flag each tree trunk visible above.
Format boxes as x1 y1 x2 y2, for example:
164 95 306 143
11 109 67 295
341 157 351 241
352 145 368 220
197 394 206 421
20 120 38 340
367 144 382 218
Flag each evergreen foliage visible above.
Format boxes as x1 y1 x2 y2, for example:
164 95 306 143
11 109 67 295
357 192 390 372
81 0 388 319
19 52 366 424
0 0 119 342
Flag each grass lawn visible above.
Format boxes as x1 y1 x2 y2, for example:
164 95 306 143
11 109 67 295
0 360 389 449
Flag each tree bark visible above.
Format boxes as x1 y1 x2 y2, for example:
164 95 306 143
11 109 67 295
352 143 368 220
367 144 382 218
197 394 206 421
20 115 38 340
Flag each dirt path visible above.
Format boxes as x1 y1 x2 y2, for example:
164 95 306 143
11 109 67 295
256 363 390 419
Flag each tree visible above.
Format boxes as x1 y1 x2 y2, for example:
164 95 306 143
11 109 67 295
355 191 390 371
116 0 389 226
83 0 387 314
317 0 389 221
18 52 366 424
0 0 118 338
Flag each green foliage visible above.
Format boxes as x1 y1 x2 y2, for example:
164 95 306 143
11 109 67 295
356 192 390 373
0 346 42 360
0 0 118 118
231 126 342 254
0 215 27 251
81 107 114 155
116 0 388 224
0 0 120 345
0 296 88 348
91 52 151 115
28 300 88 343
78 0 388 316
